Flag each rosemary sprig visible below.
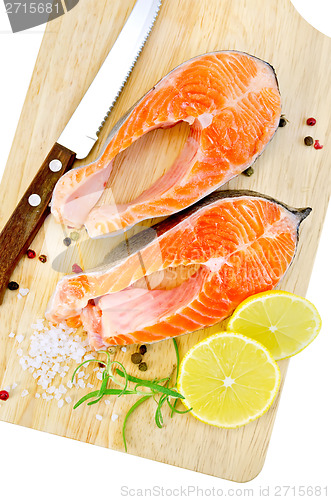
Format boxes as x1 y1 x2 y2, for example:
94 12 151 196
115 368 183 399
170 338 180 417
72 340 191 451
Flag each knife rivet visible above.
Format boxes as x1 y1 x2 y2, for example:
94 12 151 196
49 159 62 172
28 194 41 207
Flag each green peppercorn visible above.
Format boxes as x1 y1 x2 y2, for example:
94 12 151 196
138 362 148 372
304 136 314 146
70 231 80 241
139 345 147 355
131 353 143 364
8 281 19 291
63 237 71 247
243 166 254 177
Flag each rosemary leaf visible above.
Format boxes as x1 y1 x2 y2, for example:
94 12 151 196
166 397 192 414
171 338 180 417
155 393 168 428
172 338 180 381
73 391 100 409
122 396 152 452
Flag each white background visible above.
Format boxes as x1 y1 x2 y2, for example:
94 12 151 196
0 1 330 499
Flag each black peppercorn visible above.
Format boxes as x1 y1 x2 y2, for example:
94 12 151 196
8 281 19 291
279 116 287 127
63 237 71 247
131 353 143 365
304 136 314 146
138 362 148 372
139 345 147 355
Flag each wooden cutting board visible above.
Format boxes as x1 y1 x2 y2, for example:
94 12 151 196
0 0 330 482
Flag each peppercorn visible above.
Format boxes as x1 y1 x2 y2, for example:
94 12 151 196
7 281 19 291
306 117 316 126
70 231 80 241
139 345 147 355
279 116 287 127
314 140 323 150
243 166 254 177
304 136 314 146
131 352 143 365
72 263 83 273
0 390 9 401
26 249 36 259
98 362 105 368
63 237 71 247
38 254 47 263
138 362 148 372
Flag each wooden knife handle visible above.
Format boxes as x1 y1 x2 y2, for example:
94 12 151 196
0 142 76 304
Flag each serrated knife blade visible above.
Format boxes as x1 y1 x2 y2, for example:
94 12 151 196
0 0 161 303
59 0 162 159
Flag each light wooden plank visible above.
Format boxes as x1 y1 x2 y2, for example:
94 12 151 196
0 0 330 482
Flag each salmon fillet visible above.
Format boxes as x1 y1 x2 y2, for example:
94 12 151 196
51 51 281 237
45 191 310 348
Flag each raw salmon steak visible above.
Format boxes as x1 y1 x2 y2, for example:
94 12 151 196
51 51 281 237
45 191 310 348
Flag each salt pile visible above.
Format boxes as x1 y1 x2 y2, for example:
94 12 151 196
13 319 101 405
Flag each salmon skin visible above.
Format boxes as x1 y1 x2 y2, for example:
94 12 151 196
45 190 311 349
51 51 281 237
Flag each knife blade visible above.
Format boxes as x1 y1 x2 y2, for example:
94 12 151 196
0 0 161 303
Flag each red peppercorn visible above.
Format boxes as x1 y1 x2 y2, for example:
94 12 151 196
0 390 9 401
72 263 83 273
26 249 36 259
306 117 316 126
314 140 323 150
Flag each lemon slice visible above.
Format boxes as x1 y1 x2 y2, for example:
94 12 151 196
177 332 280 428
227 291 322 360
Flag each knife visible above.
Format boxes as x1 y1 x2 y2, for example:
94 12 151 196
0 0 161 303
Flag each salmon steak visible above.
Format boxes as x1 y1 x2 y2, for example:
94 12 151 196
45 191 310 349
51 51 281 237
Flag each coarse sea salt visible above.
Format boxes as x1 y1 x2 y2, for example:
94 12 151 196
14 319 93 403
111 413 119 422
96 414 103 421
21 390 29 397
9 332 15 338
16 334 24 343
